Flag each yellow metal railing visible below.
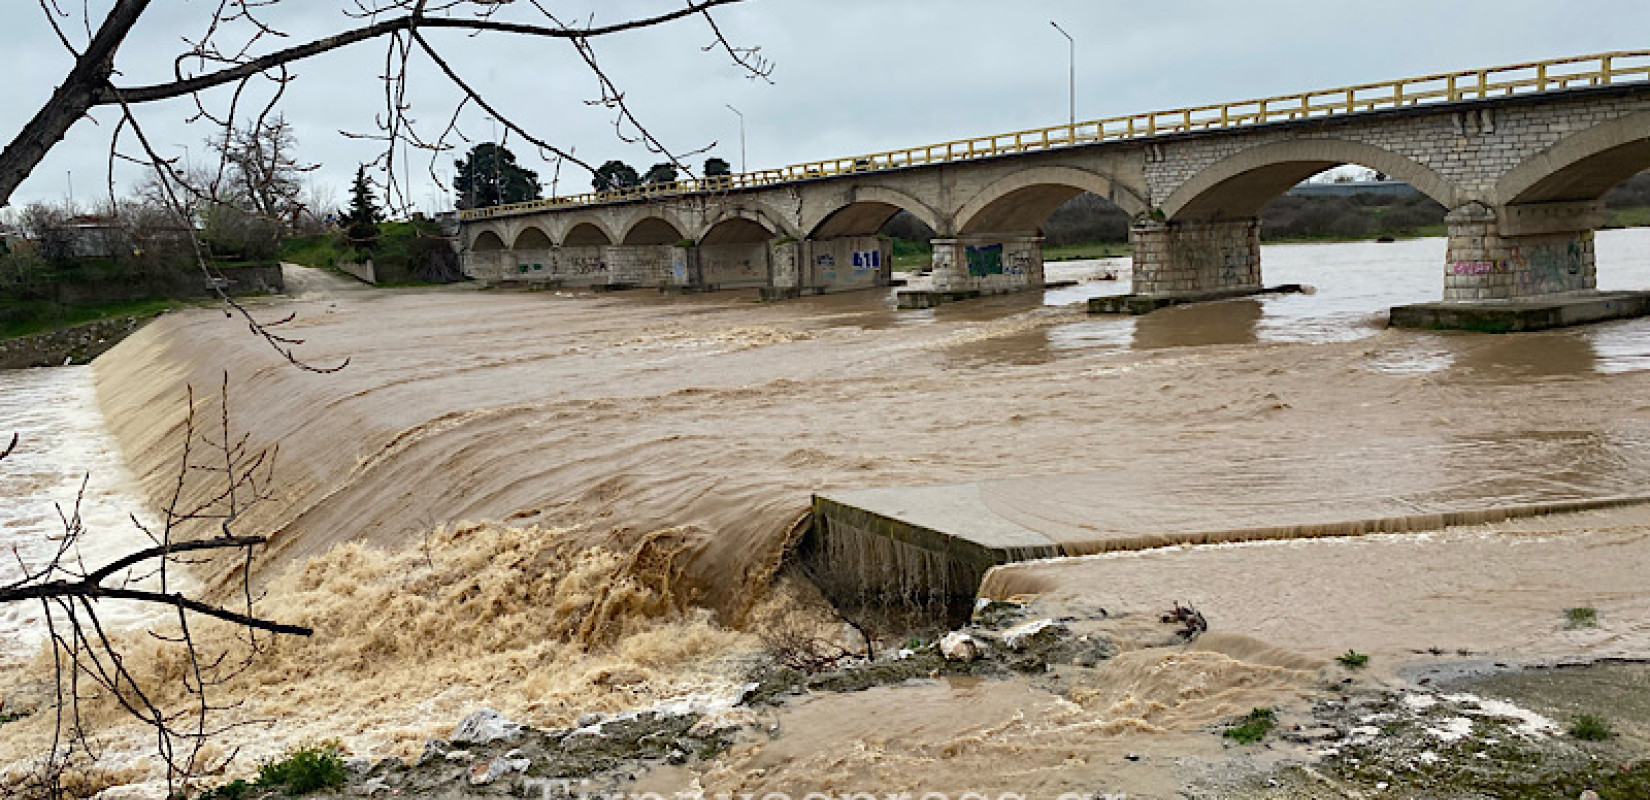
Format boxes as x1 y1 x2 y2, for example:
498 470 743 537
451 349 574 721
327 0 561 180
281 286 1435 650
459 50 1650 221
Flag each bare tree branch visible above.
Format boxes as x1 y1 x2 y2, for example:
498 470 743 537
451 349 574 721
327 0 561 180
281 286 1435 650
99 1 753 105
1 379 310 798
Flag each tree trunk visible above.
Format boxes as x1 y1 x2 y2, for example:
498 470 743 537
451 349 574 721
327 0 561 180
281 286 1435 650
0 0 152 208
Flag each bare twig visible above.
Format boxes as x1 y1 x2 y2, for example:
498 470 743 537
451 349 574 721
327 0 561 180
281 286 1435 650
0 379 310 798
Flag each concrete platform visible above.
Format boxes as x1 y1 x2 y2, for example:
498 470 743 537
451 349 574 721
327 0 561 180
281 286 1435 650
1089 284 1305 315
805 476 1650 611
1389 291 1650 332
895 289 982 309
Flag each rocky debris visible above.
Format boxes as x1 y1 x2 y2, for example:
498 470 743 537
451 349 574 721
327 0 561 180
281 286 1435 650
1212 686 1650 798
466 753 530 786
1161 602 1208 641
939 631 985 661
971 599 1034 629
186 707 741 800
0 315 150 370
450 707 524 745
1000 619 1066 651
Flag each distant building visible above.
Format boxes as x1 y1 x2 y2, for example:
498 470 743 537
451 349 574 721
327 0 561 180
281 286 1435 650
57 215 132 259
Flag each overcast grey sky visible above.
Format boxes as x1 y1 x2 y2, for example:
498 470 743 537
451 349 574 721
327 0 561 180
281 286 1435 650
4 1 1648 212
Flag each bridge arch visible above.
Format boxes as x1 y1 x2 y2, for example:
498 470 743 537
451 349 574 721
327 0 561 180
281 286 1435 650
562 220 615 247
511 225 553 250
700 215 775 245
1162 139 1457 222
469 228 507 251
696 207 795 243
956 166 1148 235
806 186 945 238
1497 110 1650 205
622 216 687 246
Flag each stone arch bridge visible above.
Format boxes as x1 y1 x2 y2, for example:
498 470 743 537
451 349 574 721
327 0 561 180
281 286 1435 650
460 51 1650 306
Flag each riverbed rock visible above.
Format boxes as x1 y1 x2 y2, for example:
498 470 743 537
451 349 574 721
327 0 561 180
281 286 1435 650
1001 619 1067 651
450 707 524 745
939 631 985 661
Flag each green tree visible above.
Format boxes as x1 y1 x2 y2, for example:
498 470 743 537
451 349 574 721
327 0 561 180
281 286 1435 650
593 160 641 192
345 166 383 248
454 143 542 209
643 162 680 185
703 157 732 177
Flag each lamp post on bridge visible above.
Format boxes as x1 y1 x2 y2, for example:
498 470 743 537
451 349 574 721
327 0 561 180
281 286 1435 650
1050 20 1075 133
726 104 746 174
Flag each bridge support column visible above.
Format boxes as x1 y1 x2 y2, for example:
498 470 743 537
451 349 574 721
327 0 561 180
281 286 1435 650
1444 201 1599 300
1129 217 1261 297
928 236 1044 294
761 239 804 300
797 237 892 295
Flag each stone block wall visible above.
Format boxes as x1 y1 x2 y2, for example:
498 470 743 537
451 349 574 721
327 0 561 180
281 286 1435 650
1131 218 1261 296
605 245 677 285
461 250 510 282
698 242 770 288
556 245 611 287
1444 203 1597 300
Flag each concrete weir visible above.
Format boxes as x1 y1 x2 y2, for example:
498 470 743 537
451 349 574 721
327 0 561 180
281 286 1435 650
1089 284 1305 315
1390 290 1650 332
804 479 1650 610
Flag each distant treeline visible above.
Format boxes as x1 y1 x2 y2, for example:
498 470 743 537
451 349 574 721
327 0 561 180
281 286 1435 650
880 171 1650 246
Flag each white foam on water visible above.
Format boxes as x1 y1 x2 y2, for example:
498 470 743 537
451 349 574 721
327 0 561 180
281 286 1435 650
0 366 176 659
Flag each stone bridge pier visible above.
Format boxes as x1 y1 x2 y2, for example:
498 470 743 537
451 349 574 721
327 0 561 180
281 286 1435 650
1128 217 1261 298
1442 201 1601 300
927 235 1046 295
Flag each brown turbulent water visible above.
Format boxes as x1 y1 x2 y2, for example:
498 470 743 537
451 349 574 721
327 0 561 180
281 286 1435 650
6 230 1650 791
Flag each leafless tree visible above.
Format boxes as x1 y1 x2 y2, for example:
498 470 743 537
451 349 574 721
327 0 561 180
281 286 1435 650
1 378 311 800
0 0 770 211
0 0 770 371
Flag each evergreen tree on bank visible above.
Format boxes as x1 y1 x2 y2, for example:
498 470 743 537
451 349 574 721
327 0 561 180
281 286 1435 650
345 166 383 248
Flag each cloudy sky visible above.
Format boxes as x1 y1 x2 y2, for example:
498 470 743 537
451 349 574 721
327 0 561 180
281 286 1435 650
3 0 1648 213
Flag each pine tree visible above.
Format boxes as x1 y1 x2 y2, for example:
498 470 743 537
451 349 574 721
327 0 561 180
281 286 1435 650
345 166 382 248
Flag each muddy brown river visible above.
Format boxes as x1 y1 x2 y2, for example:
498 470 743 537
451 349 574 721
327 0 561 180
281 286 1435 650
5 230 1650 793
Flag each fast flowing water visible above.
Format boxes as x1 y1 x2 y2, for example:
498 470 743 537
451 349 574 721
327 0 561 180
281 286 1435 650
0 367 161 662
4 230 1650 781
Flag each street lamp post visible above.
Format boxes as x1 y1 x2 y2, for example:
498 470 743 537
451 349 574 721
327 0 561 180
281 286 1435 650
726 104 746 173
1050 21 1075 132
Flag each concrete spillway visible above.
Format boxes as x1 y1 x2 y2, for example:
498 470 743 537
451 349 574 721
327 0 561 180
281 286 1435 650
806 475 1650 611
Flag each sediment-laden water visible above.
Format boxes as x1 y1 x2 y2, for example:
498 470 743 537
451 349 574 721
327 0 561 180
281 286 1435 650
5 230 1650 790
